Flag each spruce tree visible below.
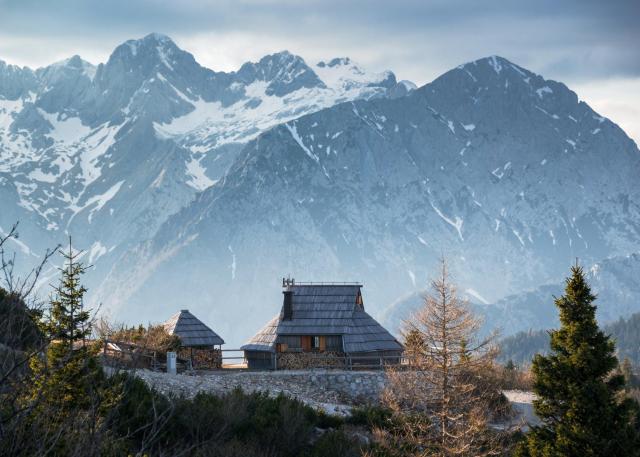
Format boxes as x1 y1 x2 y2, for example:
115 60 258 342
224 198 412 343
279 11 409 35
30 238 102 413
517 265 640 456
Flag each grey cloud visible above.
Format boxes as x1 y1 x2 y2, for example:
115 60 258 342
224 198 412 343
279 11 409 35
0 0 638 83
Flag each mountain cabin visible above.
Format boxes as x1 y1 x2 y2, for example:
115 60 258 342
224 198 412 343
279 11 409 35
241 279 403 369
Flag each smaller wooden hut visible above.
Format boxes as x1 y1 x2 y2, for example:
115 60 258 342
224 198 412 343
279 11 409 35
164 310 225 369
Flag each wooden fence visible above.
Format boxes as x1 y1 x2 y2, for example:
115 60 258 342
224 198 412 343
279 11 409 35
219 349 248 369
102 340 189 372
272 352 406 370
102 340 409 372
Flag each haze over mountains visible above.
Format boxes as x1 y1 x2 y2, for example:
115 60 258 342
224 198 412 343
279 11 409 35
1 34 639 346
0 32 410 296
385 253 640 337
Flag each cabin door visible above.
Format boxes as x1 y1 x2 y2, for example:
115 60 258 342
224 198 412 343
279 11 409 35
301 336 312 351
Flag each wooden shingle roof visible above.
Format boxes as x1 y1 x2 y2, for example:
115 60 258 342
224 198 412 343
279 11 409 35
164 310 225 347
242 284 402 353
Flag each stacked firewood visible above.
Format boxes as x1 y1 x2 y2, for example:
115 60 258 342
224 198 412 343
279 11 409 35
277 351 346 370
179 348 223 369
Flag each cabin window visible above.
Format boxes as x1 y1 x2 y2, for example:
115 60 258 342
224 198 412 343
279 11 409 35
276 343 288 353
311 336 326 352
299 336 331 352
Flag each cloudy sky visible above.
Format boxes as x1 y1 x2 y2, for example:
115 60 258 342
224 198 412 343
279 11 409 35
1 0 638 142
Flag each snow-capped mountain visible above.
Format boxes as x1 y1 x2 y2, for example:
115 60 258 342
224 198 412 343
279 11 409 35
0 33 409 283
94 55 640 345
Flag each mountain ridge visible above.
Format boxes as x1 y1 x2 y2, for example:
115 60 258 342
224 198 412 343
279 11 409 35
91 54 640 346
2 41 638 347
0 33 410 295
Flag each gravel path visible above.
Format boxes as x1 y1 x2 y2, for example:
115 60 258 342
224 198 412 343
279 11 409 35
501 390 540 430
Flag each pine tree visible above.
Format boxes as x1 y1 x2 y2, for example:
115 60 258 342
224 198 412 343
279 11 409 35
504 359 516 372
404 328 426 366
517 265 640 456
30 238 102 413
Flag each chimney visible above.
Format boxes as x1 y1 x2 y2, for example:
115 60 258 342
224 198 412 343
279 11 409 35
283 290 293 320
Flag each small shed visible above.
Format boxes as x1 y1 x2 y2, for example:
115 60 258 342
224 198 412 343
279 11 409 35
241 280 403 369
164 310 225 369
164 309 225 348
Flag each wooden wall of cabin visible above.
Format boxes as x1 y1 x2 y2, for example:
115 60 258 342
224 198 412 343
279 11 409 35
276 335 302 352
275 335 343 353
325 335 343 351
245 350 274 370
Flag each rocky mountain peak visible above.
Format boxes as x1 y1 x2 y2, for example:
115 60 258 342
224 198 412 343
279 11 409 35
0 59 37 99
106 33 195 75
236 50 326 96
313 56 399 95
440 55 571 101
37 55 96 82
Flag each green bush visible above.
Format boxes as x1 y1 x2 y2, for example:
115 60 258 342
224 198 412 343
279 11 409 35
106 372 172 447
7 364 398 456
0 286 43 351
311 430 361 457
347 405 394 428
101 379 352 456
314 409 345 430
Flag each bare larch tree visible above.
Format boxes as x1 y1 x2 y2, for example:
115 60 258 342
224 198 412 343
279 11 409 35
382 259 506 457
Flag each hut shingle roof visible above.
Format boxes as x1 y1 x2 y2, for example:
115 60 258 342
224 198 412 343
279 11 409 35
241 284 402 353
164 310 225 347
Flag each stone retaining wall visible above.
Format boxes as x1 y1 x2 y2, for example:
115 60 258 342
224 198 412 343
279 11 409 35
129 370 536 426
133 369 387 406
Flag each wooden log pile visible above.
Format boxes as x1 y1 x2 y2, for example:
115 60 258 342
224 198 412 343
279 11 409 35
277 351 346 370
179 348 223 369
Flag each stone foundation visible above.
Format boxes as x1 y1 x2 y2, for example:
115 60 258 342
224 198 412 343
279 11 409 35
133 369 387 405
